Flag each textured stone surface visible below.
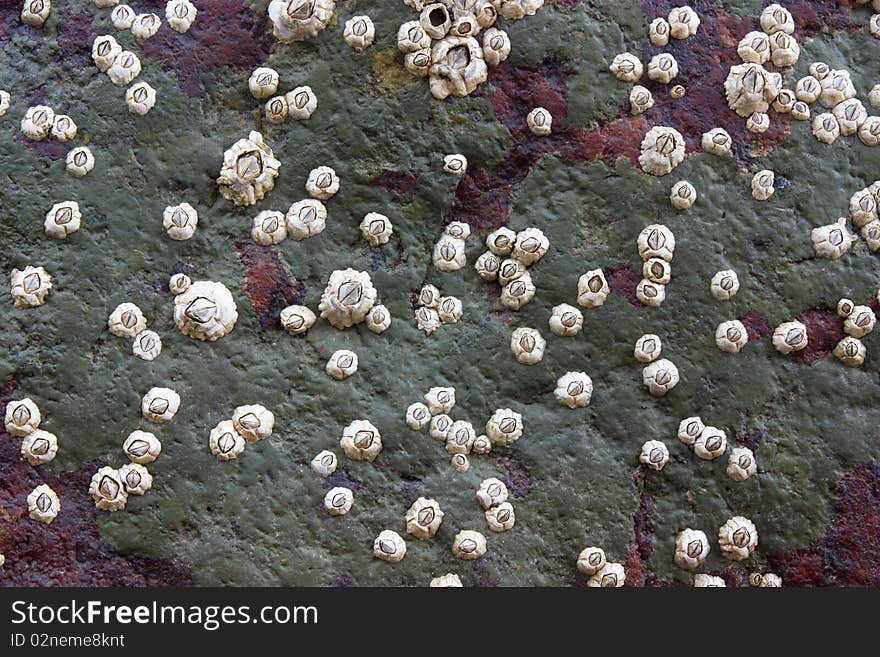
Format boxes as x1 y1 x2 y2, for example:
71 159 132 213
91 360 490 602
1 1 879 587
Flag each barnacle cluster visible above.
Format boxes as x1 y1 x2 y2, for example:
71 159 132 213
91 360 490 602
414 282 462 335
832 295 875 367
21 103 94 176
173 279 239 341
319 268 388 330
217 131 281 207
6 397 60 473
107 300 157 361
473 225 549 315
208 405 275 462
677 415 729 462
263 86 318 124
575 545 626 586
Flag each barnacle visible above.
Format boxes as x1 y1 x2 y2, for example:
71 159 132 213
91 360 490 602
642 358 679 397
174 280 238 340
526 107 552 136
90 466 128 511
398 20 431 52
549 304 583 337
131 13 161 40
374 530 407 562
5 398 41 436
251 210 287 245
513 227 549 265
497 258 526 286
486 408 523 446
44 201 81 239
443 153 468 176
209 420 246 461
416 307 442 334
510 327 545 365
142 387 180 424
629 85 654 115
324 486 353 516
610 52 643 82
649 17 669 46
587 562 625 587
20 105 53 140
760 3 794 34
286 199 327 239
694 426 727 460
832 98 867 136
326 349 358 380
166 0 197 33
554 371 592 409
92 35 122 72
0 90 10 116
647 53 678 84
264 96 289 124
678 416 704 446
66 146 95 177
124 83 156 116
340 419 382 461
862 221 880 250
319 269 377 329
429 414 452 441
668 5 699 38
248 67 279 100
811 218 853 259
715 320 748 353
112 4 135 29
366 305 391 334
360 212 393 246
405 48 433 77
670 180 696 210
472 434 491 455
420 3 451 39
640 440 669 471
746 112 770 134
634 334 662 363
819 70 856 108
576 268 610 308
754 573 782 587
132 330 162 361
27 484 60 523
474 252 500 282
718 516 758 560
791 101 810 121
751 169 775 201
11 266 52 308
310 450 337 478
438 296 463 323
452 530 487 560
344 15 375 51
22 0 51 27
674 529 710 570
482 27 510 65
795 75 820 103
406 497 444 539
501 272 535 310
429 35 488 100
638 126 685 176
772 321 808 354
433 235 466 271
170 273 193 295
217 131 280 206
430 574 463 587
737 31 770 64
476 477 509 509
498 0 543 20
50 114 77 141
486 227 516 255
844 305 875 338
424 386 455 414
163 203 198 240
709 270 740 302
576 547 606 576
107 51 142 86
727 446 757 481
119 463 152 495
643 258 671 285
124 430 161 464
834 336 865 367
21 429 58 466
694 574 726 587
768 31 800 67
232 404 274 442
305 166 339 200
486 502 515 532
849 188 878 227
445 220 471 240
636 279 666 307
701 127 732 156
268 0 335 43
837 298 855 318
724 63 781 118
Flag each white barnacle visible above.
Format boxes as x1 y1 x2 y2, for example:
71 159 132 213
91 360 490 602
768 31 800 68
0 90 10 116
849 189 877 227
306 166 339 200
132 330 162 361
232 404 274 442
415 306 442 335
694 574 726 587
476 477 508 509
326 349 358 380
420 2 451 39
610 52 643 82
443 153 468 175
636 279 666 307
251 210 287 245
497 258 526 286
4 398 41 436
834 336 866 367
634 334 662 363
670 84 685 100
669 180 696 210
694 425 727 460
642 358 679 397
746 112 770 134
452 529 487 560
486 408 522 446
89 466 128 511
649 17 670 46
486 227 516 256
126 80 156 114
472 434 491 455
510 327 545 365
123 430 161 464
674 528 710 570
812 218 853 259
549 304 583 337
373 530 407 562
701 127 732 156
710 270 740 301
50 114 77 141
268 0 335 43
264 95 289 124
131 13 161 40
92 35 122 72
112 4 135 29
791 101 810 121
870 84 880 109
27 484 60 524
405 48 432 77
366 304 391 334
554 371 593 409
718 516 758 561
11 266 51 308
639 126 685 176
772 320 808 354
248 67 279 100
428 35 488 100
21 429 58 466
429 413 452 441
141 387 180 424
21 0 51 27
217 131 281 206
576 547 606 576
406 497 444 539
872 13 880 39
475 251 501 281
513 227 549 265
863 217 880 250
424 386 455 415
445 420 476 455
453 454 469 471
398 20 431 52
486 502 515 532
344 15 375 51
119 463 152 495
174 280 238 340
715 320 748 353
286 199 327 240
819 70 855 109
795 76 820 103
310 450 338 478
737 31 770 65
724 63 781 118
66 146 95 177
844 305 875 338
430 573 463 587
438 296 463 324
668 5 699 38
432 234 466 271
751 169 775 201
209 420 246 461
324 486 353 516
482 27 510 66
526 107 552 136
577 268 610 308
678 416 704 446
318 269 376 329
639 440 669 471
501 271 536 310
727 446 757 481
445 220 471 239
163 202 198 240
360 212 393 246
44 201 81 239
629 85 654 115
647 53 678 84
753 573 782 587
643 258 671 285
832 98 867 136
418 284 441 309
340 419 382 461
760 3 794 34
166 0 196 32
837 298 855 318
107 50 141 86
587 562 625 587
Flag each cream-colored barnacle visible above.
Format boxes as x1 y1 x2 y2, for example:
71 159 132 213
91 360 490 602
510 327 545 365
132 330 162 361
872 13 880 39
501 272 535 310
420 3 451 39
678 416 704 445
248 67 279 100
737 31 770 64
498 0 544 20
634 334 662 364
50 114 77 141
445 220 472 241
795 76 820 103
513 227 549 265
92 35 122 72
264 95 289 124
326 349 358 380
709 270 739 303
366 305 391 334
406 402 431 430
429 413 452 441
5 398 41 436
526 107 552 136
587 562 625 587
107 50 141 86
286 199 327 240
769 31 799 67
452 530 487 560
610 52 643 82
475 251 501 281
672 84 688 99
163 203 198 240
844 305 875 338
445 420 476 455
123 430 161 464
398 20 431 52
472 434 491 455
638 126 685 176
812 218 853 259
20 105 54 140
832 98 867 136
443 153 468 175
438 296 463 324
870 84 880 109
701 127 732 156
416 306 442 335
642 358 679 397
486 408 522 446
791 101 810 121
340 419 382 461
837 298 855 318
424 386 455 414
863 220 880 250
21 0 50 27
640 440 669 471
669 180 696 210
119 463 152 495
44 201 81 239
577 268 610 308
0 90 10 116
21 429 58 466
497 258 526 286
360 212 393 246
10 266 52 308
406 497 445 539
834 336 866 367
268 0 335 43
112 4 135 29
549 304 583 337
141 387 180 424
668 5 699 38
850 189 878 227
715 320 748 353
251 210 287 245
305 165 339 200
694 425 727 460
576 547 606 576
636 279 666 307
108 302 147 338
746 112 770 134
727 446 757 481
430 573 463 587
486 226 516 255
418 284 441 308
486 502 515 532
169 274 191 296
432 235 466 271
404 48 432 77
724 63 780 117
753 573 782 587
718 516 758 560
751 169 775 201
629 85 654 115
90 466 128 511
27 484 60 524
165 0 196 32
373 530 407 563
476 477 508 509
649 17 670 46
819 70 856 108
760 3 794 34
209 420 246 461
428 35 488 100
324 486 353 516
318 268 377 329
66 146 95 177
482 27 510 66
674 528 709 570
772 320 808 354
217 131 281 206
232 404 274 442
174 280 238 340
310 450 337 478
647 53 678 84
131 13 161 40
554 371 593 409
472 0 500 28
450 10 481 38
344 15 375 51
643 258 672 286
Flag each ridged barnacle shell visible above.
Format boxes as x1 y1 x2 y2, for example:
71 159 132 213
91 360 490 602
834 336 865 367
90 466 128 511
634 334 661 363
643 258 671 285
710 269 740 302
670 180 696 210
125 81 157 115
694 574 726 587
131 13 161 40
123 430 161 464
630 85 654 114
119 463 152 495
433 234 467 271
451 452 469 470
418 284 441 308
248 67 279 100
406 402 431 430
429 35 488 100
27 484 60 523
554 371 593 409
718 516 758 560
50 114 77 141
482 27 510 66
674 528 710 569
647 53 677 84
695 425 727 460
497 258 526 286
209 420 246 461
11 266 52 308
610 52 643 82
405 48 433 77
424 386 455 414
373 530 407 562
472 434 491 454
108 302 146 338
163 202 198 240
305 165 339 200
812 218 852 259
286 199 327 239
323 486 353 516
737 31 770 64
445 221 471 240
751 169 775 201
21 0 51 27
702 127 732 156
340 419 382 461
486 408 522 446
498 0 544 20
640 439 669 471
772 320 808 354
486 501 515 532
420 3 451 39
577 268 610 308
251 210 287 245
577 547 606 576
264 95 288 124
746 112 770 134
21 429 58 465
406 497 444 539
20 105 54 140
0 90 10 116
527 107 552 135
92 35 122 72
5 398 41 436
415 306 442 334
452 530 487 560
510 326 545 365
636 279 666 307
232 404 274 442
429 413 452 441
398 20 431 52
819 69 856 108
837 298 855 318
724 63 780 118
431 572 463 587
832 98 867 136
486 226 516 255
44 201 81 239
513 227 549 265
768 31 800 67
174 280 238 340
727 446 757 481
217 131 280 206
668 5 699 39
678 416 704 446
445 420 476 455
642 358 679 396
715 320 748 353
360 212 393 246
112 4 135 29
443 153 468 175
760 3 794 34
638 126 685 176
166 0 197 33
549 303 583 337
344 15 375 51
310 450 337 477
844 305 875 338
437 295 463 323
107 51 141 86
849 188 878 227
326 349 358 380
366 304 391 333
66 146 95 177
142 387 180 424
587 562 625 587
791 101 810 121
318 268 377 329
795 75 820 103
268 0 335 43
862 220 880 250
501 271 535 310
638 224 675 261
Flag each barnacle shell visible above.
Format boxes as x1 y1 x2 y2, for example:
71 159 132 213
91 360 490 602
746 112 769 134
264 96 288 123
416 306 442 334
5 398 41 436
751 169 775 201
405 48 433 77
268 0 335 43
694 574 726 587
119 463 152 495
438 296 463 323
429 35 487 100
11 266 52 308
326 349 358 380
163 202 198 240
702 127 732 156
710 270 740 302
640 440 669 471
849 189 878 227
718 516 758 561
108 302 146 338
21 429 58 465
610 52 643 82
576 547 606 576
421 3 451 39
50 114 77 141
169 274 190 295
727 446 757 481
112 4 135 29
549 304 583 337
44 201 81 239
286 199 327 240
755 573 782 587
20 105 54 140
737 31 770 64
674 528 710 570
638 126 685 176
429 414 452 441
430 573 463 587
90 466 128 511
647 53 678 84
811 218 853 259
209 420 246 461
443 153 468 175
445 220 471 239
668 5 699 39
772 320 808 354
344 15 375 51
498 258 526 286
166 0 196 32
445 420 476 455
251 210 287 245
433 235 466 271
217 131 280 206
486 407 522 446
791 101 810 121
324 486 353 516
577 268 610 308
642 358 679 396
310 450 338 477
832 98 867 136
132 330 162 361
248 67 279 100
795 75 820 103
107 51 141 86
834 336 866 367
305 165 339 200
124 430 161 464
232 404 274 443
587 562 625 587
131 13 161 40
554 371 593 409
498 0 543 20
340 419 382 461
715 320 748 353
501 271 535 310
482 27 510 65
837 298 855 318
486 227 516 255
472 434 491 455
629 85 654 115
486 502 515 532
760 3 794 34
527 107 552 135
643 258 671 285
418 284 441 308
452 529 487 560
678 416 704 446
513 227 549 265
27 484 60 524
22 0 51 27
768 31 799 67
374 530 407 562
366 304 391 333
406 497 445 539
398 21 431 52
66 146 95 177
819 70 856 108
724 63 781 118
863 220 880 251
360 212 393 246
406 402 431 430
92 35 122 72
319 268 377 329
451 453 469 472
695 426 727 460
0 90 10 116
174 280 238 340
844 305 875 338
636 279 666 307
142 387 180 424
634 333 661 363
425 386 455 414
510 327 545 365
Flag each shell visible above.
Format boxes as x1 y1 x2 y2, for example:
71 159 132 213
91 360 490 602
674 528 710 570
268 0 335 43
701 127 732 156
424 386 455 414
643 258 671 285
694 574 726 587
476 477 509 509
27 484 60 523
305 165 339 200
724 63 780 117
715 320 748 353
429 414 452 441
638 126 685 176
710 269 740 300
66 146 95 177
0 90 10 116
445 420 476 455
727 446 757 481
428 35 487 100
772 321 808 354
50 114 77 141
486 227 516 255
737 31 770 64
768 31 800 67
4 398 41 436
326 349 359 380
639 440 669 471
577 268 610 308
123 430 161 464
415 307 442 334
251 210 287 245
366 304 391 334
634 334 662 363
513 227 549 265
169 273 191 295
373 530 407 562
92 35 122 72
420 3 451 39
119 463 152 495
44 201 81 239
11 266 52 308
443 153 468 175
107 51 142 86
548 303 583 337
22 0 51 27
587 562 625 587
217 131 280 206
21 429 58 466
406 497 444 539
576 547 607 576
340 419 382 461
485 502 515 532
108 302 147 338
173 280 238 340
141 387 180 424
286 199 327 239
438 296 463 323
630 85 654 114
324 487 353 516
610 52 643 82
834 336 866 367
343 15 375 51
406 402 431 430
430 573 463 587
526 107 552 135
636 279 666 307
649 18 670 46
360 212 393 246
668 5 699 39
812 218 853 259
486 407 523 446
832 98 867 136
554 371 593 409
751 169 775 201
264 96 289 124
819 70 856 108
310 450 338 478
678 416 704 445
89 466 128 511
318 269 377 329
166 0 197 33
451 530 487 560
844 305 875 338
131 13 161 40
501 271 535 310
694 425 727 460
432 235 466 271
760 3 794 34
510 327 545 365
163 202 198 240
718 516 758 560
248 67 279 99
813 113 841 144
482 27 510 65
642 358 679 396
647 53 678 84
209 420 246 461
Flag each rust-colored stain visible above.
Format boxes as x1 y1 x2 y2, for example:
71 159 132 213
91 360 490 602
235 240 304 331
797 308 844 364
740 309 774 342
488 452 533 498
607 263 644 307
371 170 421 196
